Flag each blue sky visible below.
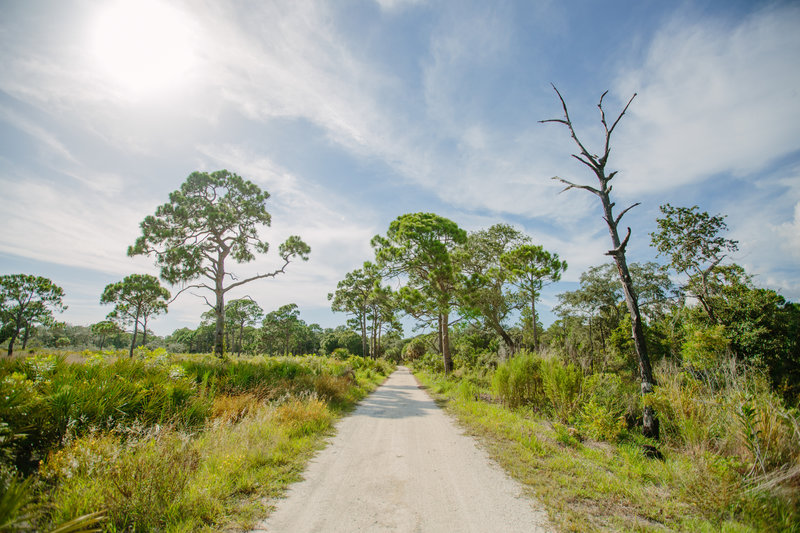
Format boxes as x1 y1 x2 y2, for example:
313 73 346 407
1 0 798 336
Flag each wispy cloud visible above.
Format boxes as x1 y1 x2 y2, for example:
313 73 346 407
613 4 800 195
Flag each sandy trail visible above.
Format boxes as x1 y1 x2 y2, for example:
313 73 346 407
251 366 550 533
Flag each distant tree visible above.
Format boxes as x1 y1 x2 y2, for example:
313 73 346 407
372 213 467 373
329 262 381 358
225 299 263 355
320 326 363 356
456 224 529 355
542 86 658 438
650 204 739 323
128 170 310 357
100 274 170 357
0 274 66 356
90 320 121 350
261 304 302 356
169 327 197 353
501 244 567 350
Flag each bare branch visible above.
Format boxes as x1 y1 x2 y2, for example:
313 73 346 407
223 258 292 293
608 93 637 137
168 283 209 304
540 84 600 172
605 227 632 256
551 176 600 196
614 202 641 227
571 154 596 171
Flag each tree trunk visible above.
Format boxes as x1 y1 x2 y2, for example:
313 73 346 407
129 315 139 358
441 310 453 374
214 290 225 358
7 331 17 357
601 195 659 439
360 314 368 358
530 293 538 351
142 316 148 348
21 324 30 350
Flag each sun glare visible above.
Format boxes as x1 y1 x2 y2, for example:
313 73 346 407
91 0 196 97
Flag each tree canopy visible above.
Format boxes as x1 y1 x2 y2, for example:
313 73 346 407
128 170 310 356
100 274 170 357
0 274 66 356
372 212 467 372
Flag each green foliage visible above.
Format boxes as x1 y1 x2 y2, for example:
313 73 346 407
0 274 67 356
100 274 170 357
492 351 545 409
402 337 428 361
576 373 630 442
2 351 393 531
501 244 567 349
0 354 210 474
651 204 738 285
225 299 263 355
330 347 350 360
682 323 729 371
0 474 34 531
456 224 529 352
540 357 583 422
128 170 310 356
372 212 467 372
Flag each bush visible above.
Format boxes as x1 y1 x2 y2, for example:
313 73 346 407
576 373 630 442
682 323 729 371
330 347 351 360
492 351 545 409
541 357 583 422
403 337 427 361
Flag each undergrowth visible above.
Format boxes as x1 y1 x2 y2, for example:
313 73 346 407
414 352 799 532
0 350 393 532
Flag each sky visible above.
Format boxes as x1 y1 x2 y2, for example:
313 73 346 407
1 0 798 336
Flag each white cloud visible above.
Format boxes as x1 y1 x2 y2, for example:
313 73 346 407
0 177 153 275
613 5 800 195
373 0 425 11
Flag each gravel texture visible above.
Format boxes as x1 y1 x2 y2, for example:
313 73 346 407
251 366 551 533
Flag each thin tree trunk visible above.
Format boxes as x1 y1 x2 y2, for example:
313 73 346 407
601 195 658 439
7 332 17 357
129 313 140 358
21 324 30 350
530 293 538 350
360 313 368 358
214 291 225 357
442 311 453 374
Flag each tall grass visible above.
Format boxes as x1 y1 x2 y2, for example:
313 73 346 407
416 350 800 531
0 350 394 532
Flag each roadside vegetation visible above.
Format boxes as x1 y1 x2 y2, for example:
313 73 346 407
3 148 799 533
413 349 799 532
0 348 392 532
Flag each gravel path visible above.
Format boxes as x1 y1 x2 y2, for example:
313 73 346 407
251 366 551 533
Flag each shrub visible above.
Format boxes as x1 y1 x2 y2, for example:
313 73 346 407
682 323 729 372
541 357 583 422
576 373 630 442
403 337 427 361
330 347 351 360
492 351 545 409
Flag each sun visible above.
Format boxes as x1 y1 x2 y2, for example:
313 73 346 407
91 0 196 97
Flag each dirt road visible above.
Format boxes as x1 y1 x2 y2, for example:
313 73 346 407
251 366 550 533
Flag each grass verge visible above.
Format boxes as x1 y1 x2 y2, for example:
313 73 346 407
415 369 796 533
1 351 393 532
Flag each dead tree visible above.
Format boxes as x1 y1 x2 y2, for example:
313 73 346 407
541 85 659 439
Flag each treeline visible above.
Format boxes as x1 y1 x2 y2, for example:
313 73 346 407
329 207 798 405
